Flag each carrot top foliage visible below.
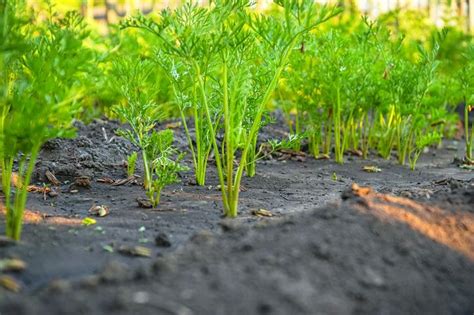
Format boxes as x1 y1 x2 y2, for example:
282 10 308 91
0 2 93 240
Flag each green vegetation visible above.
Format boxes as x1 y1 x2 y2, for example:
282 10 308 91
0 2 91 240
1 0 473 239
112 58 187 207
127 151 138 177
280 17 451 169
457 44 474 162
121 0 340 216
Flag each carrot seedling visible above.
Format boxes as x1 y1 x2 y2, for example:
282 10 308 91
127 151 138 177
112 58 187 207
458 44 474 162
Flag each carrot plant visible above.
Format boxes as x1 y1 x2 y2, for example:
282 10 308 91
120 3 226 186
121 0 340 216
112 58 187 207
0 5 90 240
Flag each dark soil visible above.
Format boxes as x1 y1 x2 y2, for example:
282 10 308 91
0 118 473 315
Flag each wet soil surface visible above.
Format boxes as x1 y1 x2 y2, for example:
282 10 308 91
0 118 473 315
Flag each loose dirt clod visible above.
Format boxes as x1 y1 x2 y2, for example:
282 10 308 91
155 233 172 247
71 176 91 189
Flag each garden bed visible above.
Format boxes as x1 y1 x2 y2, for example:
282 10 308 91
0 119 473 314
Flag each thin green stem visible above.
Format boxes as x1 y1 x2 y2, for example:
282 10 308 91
465 103 472 161
7 145 39 240
193 62 229 214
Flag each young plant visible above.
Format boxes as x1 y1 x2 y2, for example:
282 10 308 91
127 151 138 177
120 3 225 186
0 7 89 240
408 130 441 170
458 44 474 162
145 129 188 206
391 39 442 166
112 58 187 207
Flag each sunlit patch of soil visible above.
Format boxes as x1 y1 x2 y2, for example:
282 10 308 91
349 184 474 261
0 204 82 226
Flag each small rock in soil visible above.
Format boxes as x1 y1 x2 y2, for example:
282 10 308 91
155 233 172 247
137 198 153 209
73 175 92 188
359 267 386 288
47 190 59 197
0 236 16 247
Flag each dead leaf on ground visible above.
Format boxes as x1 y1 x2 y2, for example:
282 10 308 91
45 170 60 186
118 245 151 257
0 259 27 272
27 185 51 193
363 165 382 173
88 205 110 217
112 175 138 186
0 275 21 292
347 149 363 157
27 185 54 201
97 176 138 186
81 217 97 226
251 209 273 217
97 177 115 184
